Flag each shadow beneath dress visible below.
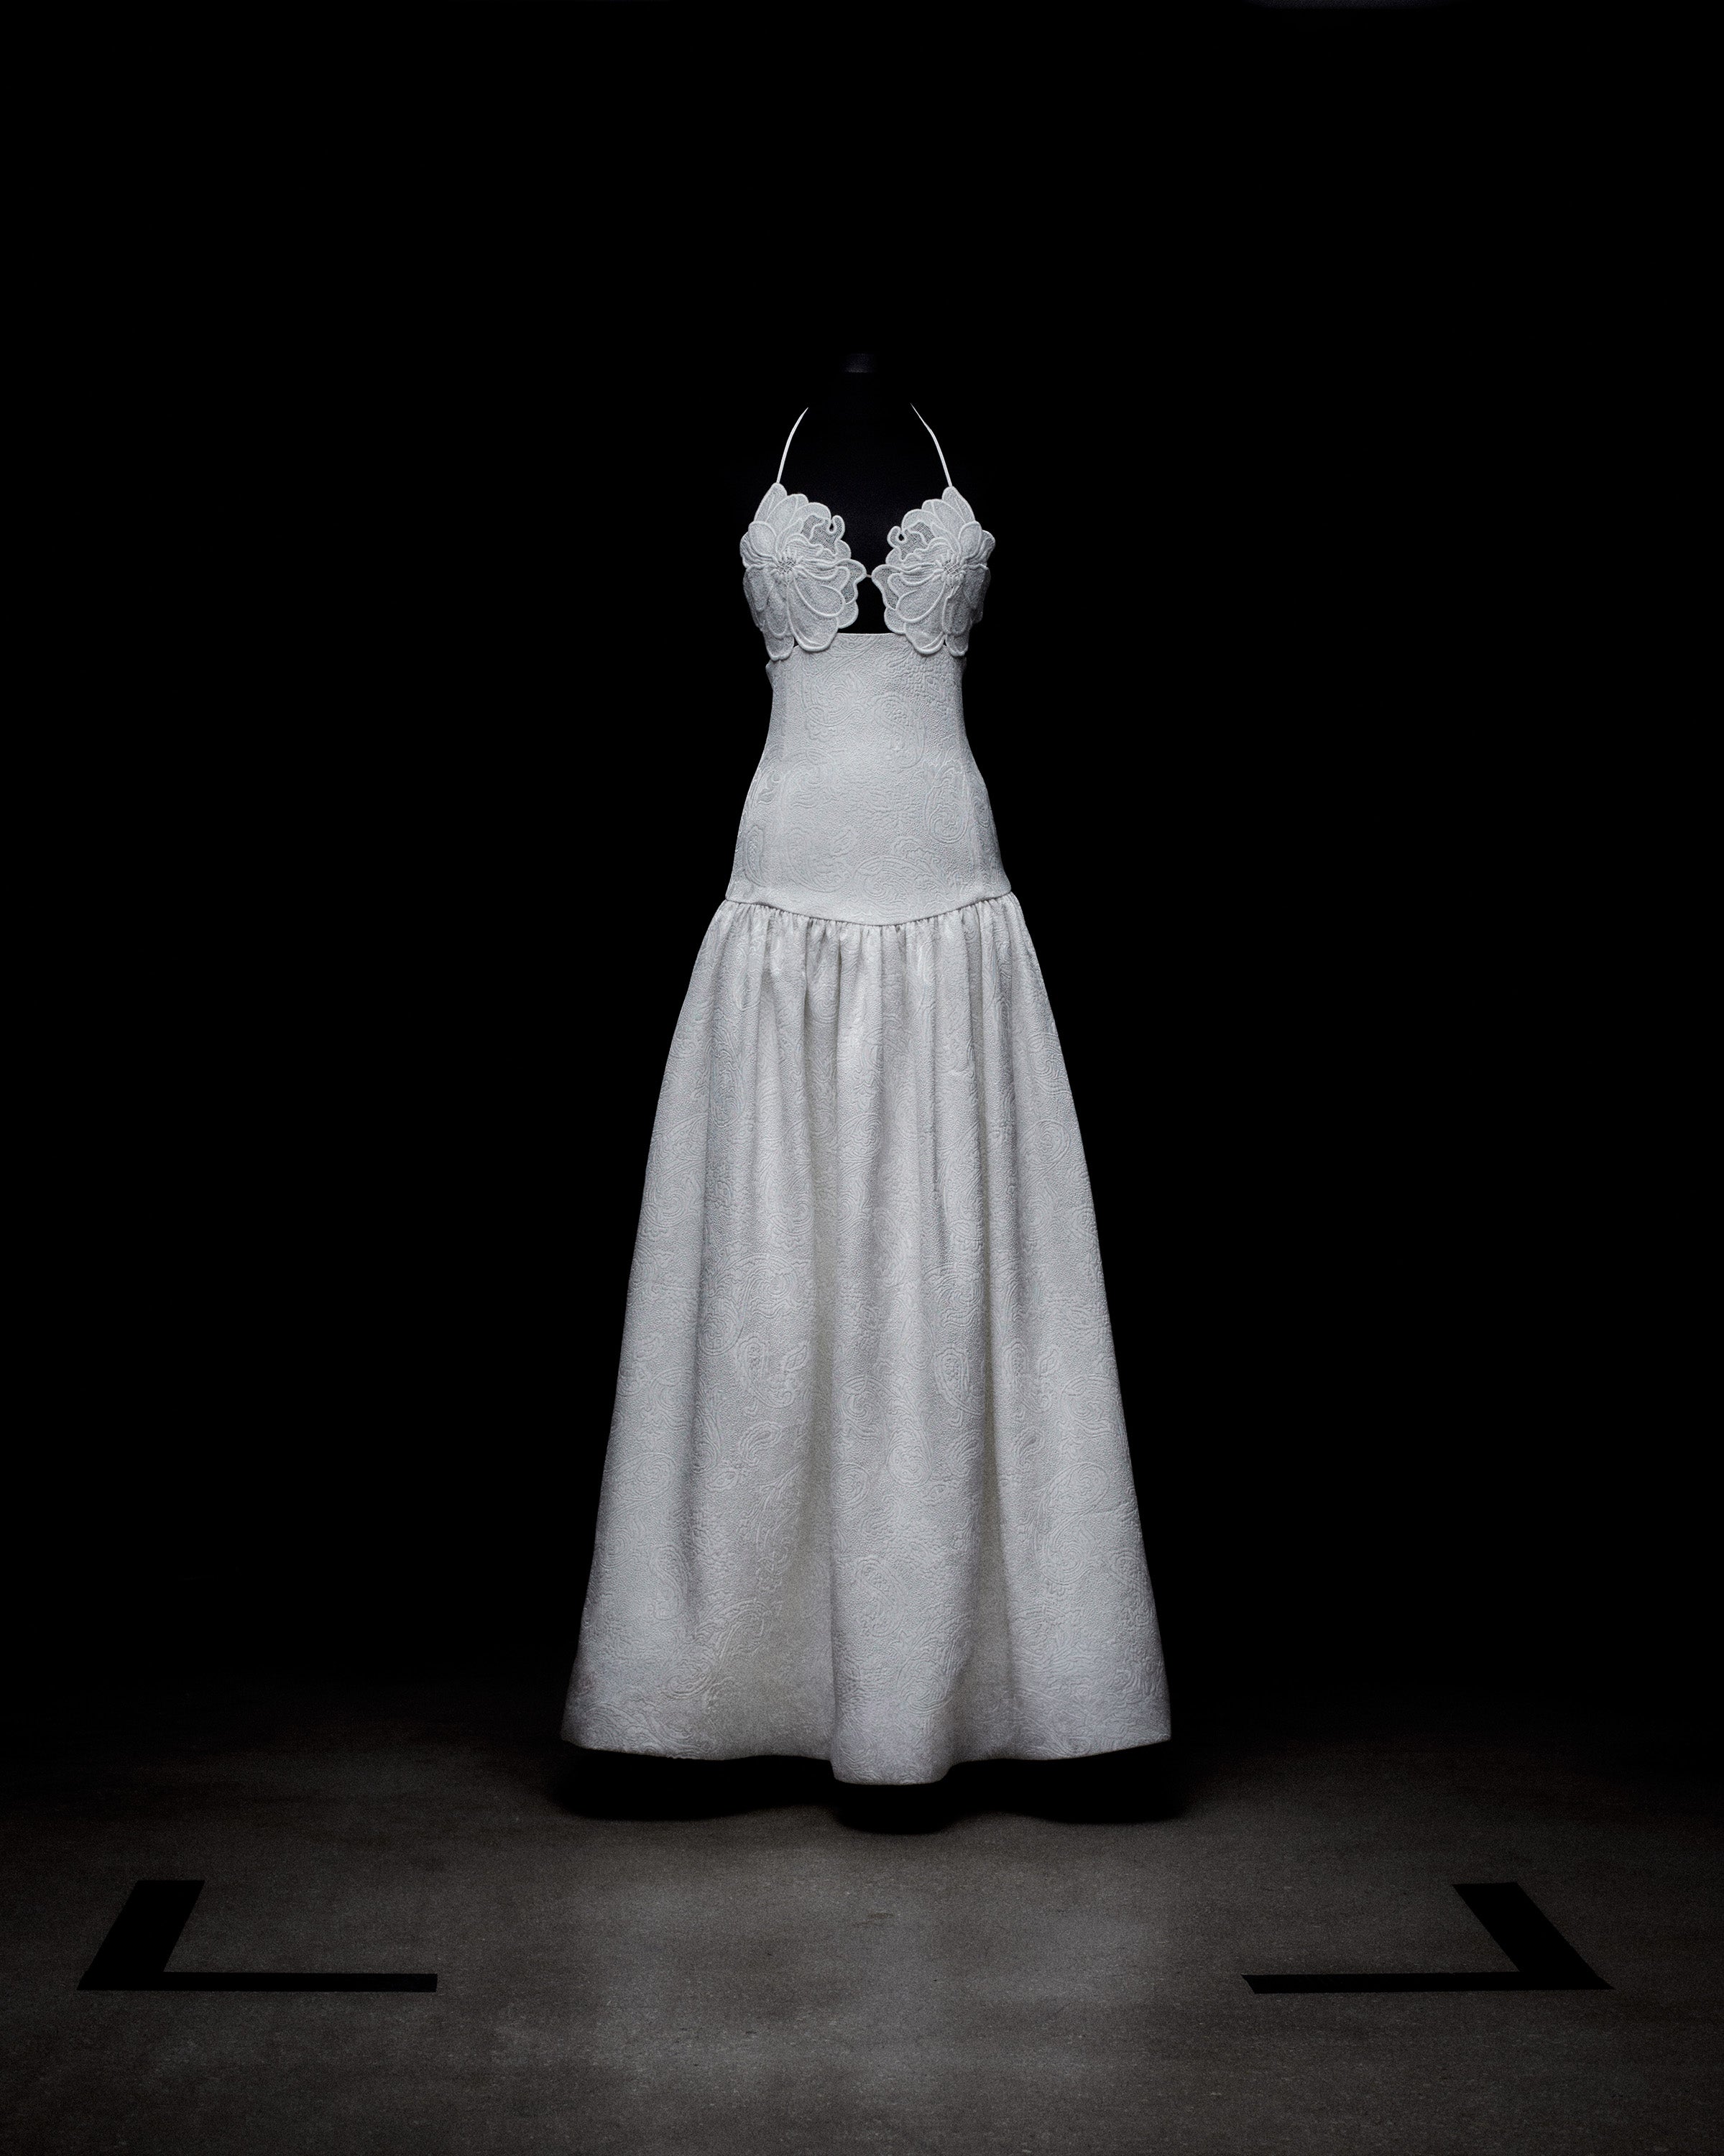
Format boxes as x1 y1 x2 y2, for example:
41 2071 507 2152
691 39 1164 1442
552 1742 1185 1832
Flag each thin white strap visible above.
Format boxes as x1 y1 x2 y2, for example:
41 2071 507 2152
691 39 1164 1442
775 408 808 487
911 404 954 491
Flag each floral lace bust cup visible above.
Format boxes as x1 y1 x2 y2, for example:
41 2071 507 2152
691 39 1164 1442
870 488 994 656
739 485 869 659
740 482 994 659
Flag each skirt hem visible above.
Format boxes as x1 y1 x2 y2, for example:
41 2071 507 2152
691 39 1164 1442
560 1729 1174 1787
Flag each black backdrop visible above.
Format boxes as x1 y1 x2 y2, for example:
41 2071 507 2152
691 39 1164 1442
24 7 1700 1724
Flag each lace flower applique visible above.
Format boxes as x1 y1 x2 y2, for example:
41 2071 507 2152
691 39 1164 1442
870 488 995 656
740 484 868 659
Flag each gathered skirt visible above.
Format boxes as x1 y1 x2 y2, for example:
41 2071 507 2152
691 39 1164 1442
564 893 1168 1784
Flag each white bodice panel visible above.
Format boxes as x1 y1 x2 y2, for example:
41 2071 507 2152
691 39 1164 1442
724 635 1011 926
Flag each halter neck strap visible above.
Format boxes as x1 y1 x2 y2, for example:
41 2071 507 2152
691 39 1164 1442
773 401 957 493
775 408 808 487
911 405 955 491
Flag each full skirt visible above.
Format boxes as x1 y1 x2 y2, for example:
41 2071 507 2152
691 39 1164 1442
565 894 1168 1784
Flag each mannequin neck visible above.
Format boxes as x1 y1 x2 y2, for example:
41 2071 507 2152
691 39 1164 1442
822 354 893 433
776 353 946 593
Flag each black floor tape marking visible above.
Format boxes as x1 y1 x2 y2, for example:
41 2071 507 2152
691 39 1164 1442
1245 1882 1609 1993
78 1882 437 1992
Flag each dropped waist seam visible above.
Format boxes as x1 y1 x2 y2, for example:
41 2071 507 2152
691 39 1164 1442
722 890 1016 931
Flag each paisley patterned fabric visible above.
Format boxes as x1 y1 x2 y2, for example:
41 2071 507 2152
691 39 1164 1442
564 459 1168 1784
724 637 1011 925
566 899 1169 1784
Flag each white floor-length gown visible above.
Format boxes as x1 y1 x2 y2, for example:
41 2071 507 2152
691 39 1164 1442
564 410 1169 1784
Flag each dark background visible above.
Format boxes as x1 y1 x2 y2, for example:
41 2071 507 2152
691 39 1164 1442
22 7 1700 1727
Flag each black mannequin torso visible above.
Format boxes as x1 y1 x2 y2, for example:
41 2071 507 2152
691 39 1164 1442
767 353 949 632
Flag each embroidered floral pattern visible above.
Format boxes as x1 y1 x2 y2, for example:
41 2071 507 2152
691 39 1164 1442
740 484 868 659
870 487 995 656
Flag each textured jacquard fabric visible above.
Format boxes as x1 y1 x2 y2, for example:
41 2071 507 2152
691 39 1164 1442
724 637 1012 925
566 899 1169 1784
564 450 1168 1783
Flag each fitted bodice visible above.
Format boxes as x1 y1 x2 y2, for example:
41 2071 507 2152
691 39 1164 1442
724 635 1010 926
729 413 1006 926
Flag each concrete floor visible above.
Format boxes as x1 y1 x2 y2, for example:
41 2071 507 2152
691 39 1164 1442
2 1668 1719 2156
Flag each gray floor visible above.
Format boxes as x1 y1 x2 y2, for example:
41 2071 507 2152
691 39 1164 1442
3 1669 1719 2156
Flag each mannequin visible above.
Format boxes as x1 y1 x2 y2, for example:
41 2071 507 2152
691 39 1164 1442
761 350 950 632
